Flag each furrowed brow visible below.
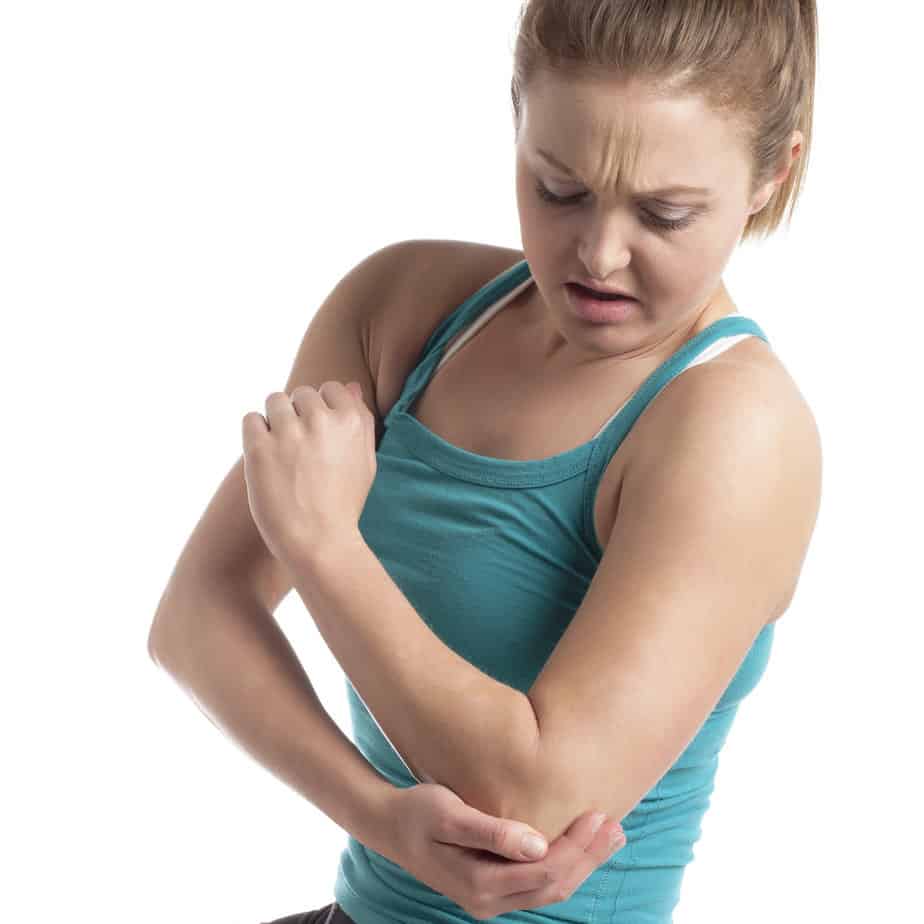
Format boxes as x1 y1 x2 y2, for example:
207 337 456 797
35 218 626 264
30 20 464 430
536 148 711 198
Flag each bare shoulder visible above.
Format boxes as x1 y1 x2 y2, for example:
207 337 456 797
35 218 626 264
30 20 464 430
628 343 822 614
365 239 526 420
640 337 821 474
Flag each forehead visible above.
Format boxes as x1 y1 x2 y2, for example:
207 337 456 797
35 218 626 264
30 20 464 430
520 72 743 196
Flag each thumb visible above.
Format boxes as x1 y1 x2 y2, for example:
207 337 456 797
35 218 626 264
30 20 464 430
446 805 548 861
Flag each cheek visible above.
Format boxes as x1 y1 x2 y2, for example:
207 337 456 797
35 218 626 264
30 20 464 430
673 224 740 294
665 256 710 292
651 240 730 308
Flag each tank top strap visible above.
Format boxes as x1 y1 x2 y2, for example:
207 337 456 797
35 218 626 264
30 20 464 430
385 259 533 427
582 315 771 554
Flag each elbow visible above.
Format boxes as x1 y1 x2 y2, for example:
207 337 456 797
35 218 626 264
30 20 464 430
147 600 178 667
487 696 565 837
498 759 569 844
449 692 544 825
147 581 193 667
147 619 167 666
147 627 163 665
496 703 612 844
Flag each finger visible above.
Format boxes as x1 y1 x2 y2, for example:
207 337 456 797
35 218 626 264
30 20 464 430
442 806 548 862
438 840 557 901
477 820 627 918
480 811 608 898
586 817 626 867
241 411 269 454
345 381 376 453
565 810 610 851
522 820 625 909
316 379 354 411
289 385 327 419
264 390 300 431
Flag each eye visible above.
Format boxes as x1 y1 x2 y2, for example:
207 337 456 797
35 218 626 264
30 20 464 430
641 210 696 232
534 179 586 207
534 180 697 232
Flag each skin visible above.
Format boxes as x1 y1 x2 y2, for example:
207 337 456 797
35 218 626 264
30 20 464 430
511 68 802 368
367 71 806 909
245 68 811 919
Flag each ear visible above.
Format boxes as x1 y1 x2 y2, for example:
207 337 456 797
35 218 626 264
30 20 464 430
748 129 804 215
748 180 777 216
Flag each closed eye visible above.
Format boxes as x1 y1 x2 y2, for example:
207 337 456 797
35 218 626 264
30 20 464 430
534 180 697 232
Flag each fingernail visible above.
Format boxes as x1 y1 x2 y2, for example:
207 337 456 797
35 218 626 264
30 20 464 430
590 813 607 834
521 833 547 858
610 827 627 849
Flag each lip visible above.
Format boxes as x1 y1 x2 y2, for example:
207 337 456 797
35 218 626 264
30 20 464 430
567 282 637 323
568 280 637 299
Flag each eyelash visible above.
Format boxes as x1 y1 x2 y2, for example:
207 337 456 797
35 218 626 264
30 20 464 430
534 180 696 232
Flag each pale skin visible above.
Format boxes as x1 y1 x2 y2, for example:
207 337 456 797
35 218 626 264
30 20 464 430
242 70 820 915
510 68 801 367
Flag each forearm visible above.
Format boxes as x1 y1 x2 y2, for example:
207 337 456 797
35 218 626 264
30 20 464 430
290 532 537 812
148 580 399 859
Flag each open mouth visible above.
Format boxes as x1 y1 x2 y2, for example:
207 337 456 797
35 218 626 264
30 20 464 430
570 283 635 301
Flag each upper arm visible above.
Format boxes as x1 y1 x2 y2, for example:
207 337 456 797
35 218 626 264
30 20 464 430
506 365 822 840
148 241 417 654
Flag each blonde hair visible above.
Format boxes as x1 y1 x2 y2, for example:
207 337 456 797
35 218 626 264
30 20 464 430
511 0 817 242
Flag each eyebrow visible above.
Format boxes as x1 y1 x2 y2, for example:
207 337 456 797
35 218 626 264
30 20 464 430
536 148 712 198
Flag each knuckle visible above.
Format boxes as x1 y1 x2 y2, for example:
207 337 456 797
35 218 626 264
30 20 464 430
430 814 450 842
484 819 506 853
246 436 270 457
440 816 459 844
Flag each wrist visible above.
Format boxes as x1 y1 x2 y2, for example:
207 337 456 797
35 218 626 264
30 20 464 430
355 780 406 862
288 528 367 587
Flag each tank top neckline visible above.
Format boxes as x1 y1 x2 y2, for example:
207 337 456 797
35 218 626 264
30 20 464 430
385 259 769 488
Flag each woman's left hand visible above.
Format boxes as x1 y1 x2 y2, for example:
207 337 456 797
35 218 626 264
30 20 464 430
241 381 377 570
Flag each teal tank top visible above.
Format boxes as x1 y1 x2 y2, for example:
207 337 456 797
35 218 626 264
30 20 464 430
334 258 776 924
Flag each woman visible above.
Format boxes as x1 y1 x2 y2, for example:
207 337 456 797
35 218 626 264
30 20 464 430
154 2 821 922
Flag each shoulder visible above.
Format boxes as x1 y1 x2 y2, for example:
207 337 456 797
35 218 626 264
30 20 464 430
365 239 526 419
628 326 817 459
628 349 822 611
640 342 821 473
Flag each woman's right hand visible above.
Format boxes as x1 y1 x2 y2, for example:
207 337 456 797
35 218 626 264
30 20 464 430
386 782 627 920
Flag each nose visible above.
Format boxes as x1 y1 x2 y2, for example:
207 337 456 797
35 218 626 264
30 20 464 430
577 211 633 279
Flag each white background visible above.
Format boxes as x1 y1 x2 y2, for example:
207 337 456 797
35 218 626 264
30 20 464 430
2 2 920 921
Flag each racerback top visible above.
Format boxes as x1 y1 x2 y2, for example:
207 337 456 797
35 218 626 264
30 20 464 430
334 258 776 924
